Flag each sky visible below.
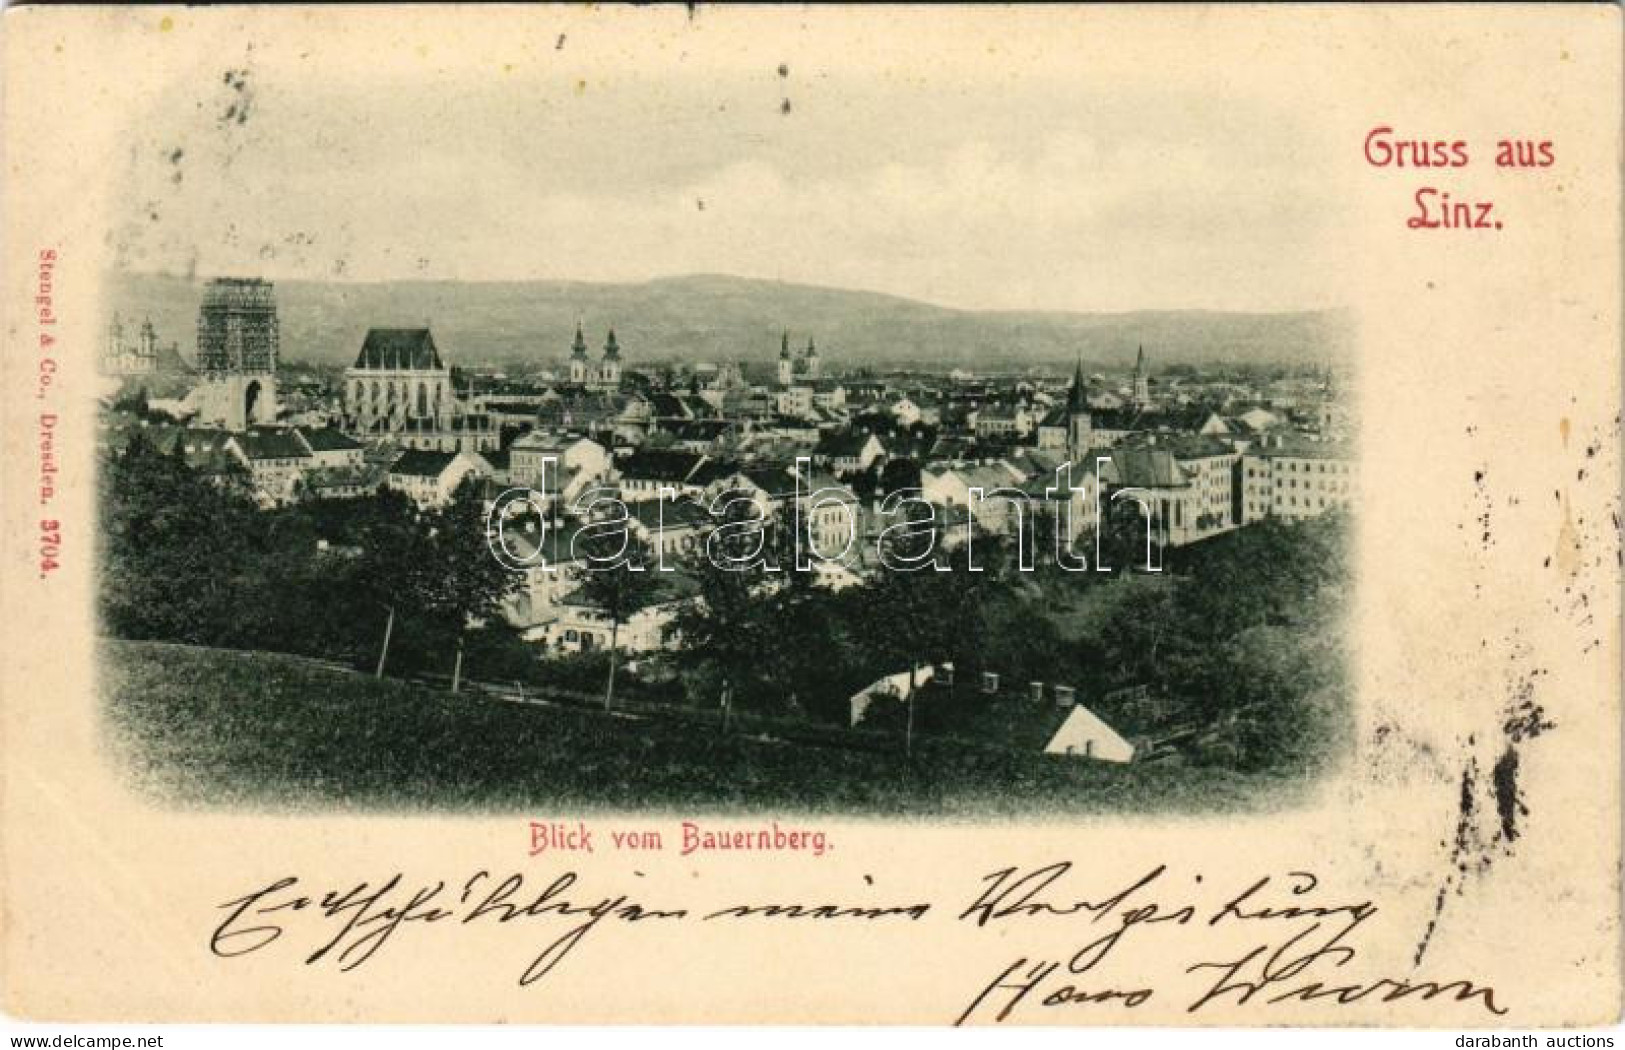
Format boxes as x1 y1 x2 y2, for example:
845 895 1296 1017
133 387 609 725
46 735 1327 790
109 10 1350 315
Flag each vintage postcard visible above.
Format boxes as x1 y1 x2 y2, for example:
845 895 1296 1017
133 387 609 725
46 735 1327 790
0 3 1619 1028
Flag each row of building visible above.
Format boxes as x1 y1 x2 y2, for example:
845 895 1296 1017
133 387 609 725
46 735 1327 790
100 277 1356 660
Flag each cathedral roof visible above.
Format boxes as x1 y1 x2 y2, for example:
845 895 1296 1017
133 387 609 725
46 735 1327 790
353 329 445 371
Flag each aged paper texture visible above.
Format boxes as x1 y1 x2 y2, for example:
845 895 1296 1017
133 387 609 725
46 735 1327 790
0 3 1620 1026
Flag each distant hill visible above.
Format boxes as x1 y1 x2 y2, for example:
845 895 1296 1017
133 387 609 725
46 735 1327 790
106 271 1352 374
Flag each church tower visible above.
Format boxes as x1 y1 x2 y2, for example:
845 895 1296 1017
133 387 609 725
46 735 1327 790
600 327 622 389
138 318 157 367
1132 345 1150 408
1067 357 1092 459
100 313 161 377
568 321 589 385
777 330 793 387
106 312 124 364
803 336 820 380
194 277 280 431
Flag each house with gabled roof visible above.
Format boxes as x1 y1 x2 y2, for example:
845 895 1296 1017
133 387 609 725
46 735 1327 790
545 570 701 654
294 426 365 469
227 428 313 505
616 449 713 503
1045 704 1135 762
508 432 611 506
624 497 713 563
303 465 383 501
385 449 491 509
667 418 740 453
493 518 589 635
813 430 885 475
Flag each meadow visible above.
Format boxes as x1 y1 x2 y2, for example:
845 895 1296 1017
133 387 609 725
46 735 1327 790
99 639 1305 818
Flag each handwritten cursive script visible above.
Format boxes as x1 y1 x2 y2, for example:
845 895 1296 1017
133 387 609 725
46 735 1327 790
210 863 1508 1022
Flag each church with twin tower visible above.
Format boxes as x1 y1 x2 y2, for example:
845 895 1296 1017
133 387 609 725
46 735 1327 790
777 331 821 386
567 322 623 390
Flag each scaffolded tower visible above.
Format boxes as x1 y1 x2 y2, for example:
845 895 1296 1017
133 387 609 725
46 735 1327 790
194 277 280 430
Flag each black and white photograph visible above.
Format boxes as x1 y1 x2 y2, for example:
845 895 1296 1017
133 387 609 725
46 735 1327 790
2 3 1619 1035
93 17 1357 817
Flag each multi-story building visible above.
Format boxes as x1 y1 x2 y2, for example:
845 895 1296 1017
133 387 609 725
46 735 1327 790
615 449 715 503
973 403 1033 440
508 433 612 499
293 427 365 470
1092 434 1243 550
227 429 312 506
1240 438 1356 523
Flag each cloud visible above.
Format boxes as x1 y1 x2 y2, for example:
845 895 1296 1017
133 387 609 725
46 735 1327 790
111 66 1345 312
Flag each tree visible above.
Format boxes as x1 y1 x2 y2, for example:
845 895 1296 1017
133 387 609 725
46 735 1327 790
1095 493 1164 575
1172 511 1349 639
857 518 1000 754
1194 624 1346 772
667 490 777 723
99 434 265 645
667 546 768 726
422 477 520 685
573 524 661 710
100 441 519 681
112 384 150 417
336 478 516 678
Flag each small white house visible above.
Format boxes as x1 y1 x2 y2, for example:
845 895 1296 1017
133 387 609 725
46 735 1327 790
849 665 937 727
1044 705 1135 763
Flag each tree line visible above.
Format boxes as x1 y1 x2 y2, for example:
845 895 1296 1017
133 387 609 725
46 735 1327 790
100 435 1350 773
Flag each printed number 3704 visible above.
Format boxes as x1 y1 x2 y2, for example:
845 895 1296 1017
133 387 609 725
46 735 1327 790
39 519 60 575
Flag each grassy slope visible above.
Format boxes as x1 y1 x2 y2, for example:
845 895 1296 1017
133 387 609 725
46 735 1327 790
100 640 1304 818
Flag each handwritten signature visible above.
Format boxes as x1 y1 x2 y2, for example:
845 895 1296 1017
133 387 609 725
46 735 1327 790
955 862 1505 1023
